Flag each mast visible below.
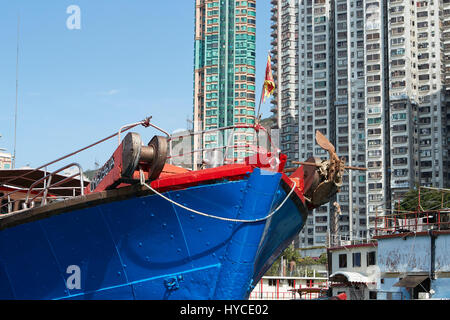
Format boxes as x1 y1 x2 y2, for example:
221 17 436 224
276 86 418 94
13 14 20 169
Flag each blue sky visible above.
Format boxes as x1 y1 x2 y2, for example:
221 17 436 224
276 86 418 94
0 1 272 171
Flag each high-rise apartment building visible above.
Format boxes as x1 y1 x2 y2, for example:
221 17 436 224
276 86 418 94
444 1 450 180
270 0 449 248
193 0 257 167
387 0 450 199
364 0 389 241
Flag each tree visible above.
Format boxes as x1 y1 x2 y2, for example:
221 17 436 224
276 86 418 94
265 245 328 276
317 252 328 265
265 244 300 276
399 187 450 212
283 244 300 263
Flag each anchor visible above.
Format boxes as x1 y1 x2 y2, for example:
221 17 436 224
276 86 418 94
286 130 366 209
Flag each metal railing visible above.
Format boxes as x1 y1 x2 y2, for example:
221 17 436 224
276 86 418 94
1 117 154 215
0 164 85 214
329 234 378 247
374 209 450 236
249 279 329 300
168 124 279 170
25 163 84 208
1 121 280 215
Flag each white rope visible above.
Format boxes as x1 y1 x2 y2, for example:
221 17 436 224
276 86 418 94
140 179 297 223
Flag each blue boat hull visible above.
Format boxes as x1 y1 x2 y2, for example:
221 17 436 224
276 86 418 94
0 168 308 300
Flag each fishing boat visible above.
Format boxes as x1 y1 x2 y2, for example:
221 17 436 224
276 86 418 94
0 117 354 300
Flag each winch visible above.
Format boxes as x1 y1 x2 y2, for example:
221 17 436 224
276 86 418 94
85 132 168 194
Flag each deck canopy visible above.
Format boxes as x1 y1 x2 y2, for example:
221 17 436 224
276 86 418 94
393 275 429 288
330 271 372 285
0 169 88 197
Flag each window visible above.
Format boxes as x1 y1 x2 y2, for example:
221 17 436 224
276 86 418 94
352 252 361 267
367 117 381 125
368 150 382 157
367 251 376 266
391 113 407 121
366 33 380 41
393 157 408 165
366 64 380 72
368 183 383 190
368 161 382 168
368 139 382 146
339 254 347 268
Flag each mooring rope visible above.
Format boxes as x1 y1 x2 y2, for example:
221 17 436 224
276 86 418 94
140 173 296 223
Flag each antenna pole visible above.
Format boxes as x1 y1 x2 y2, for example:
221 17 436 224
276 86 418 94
13 14 20 169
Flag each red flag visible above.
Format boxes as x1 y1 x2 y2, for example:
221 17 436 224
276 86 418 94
262 54 275 103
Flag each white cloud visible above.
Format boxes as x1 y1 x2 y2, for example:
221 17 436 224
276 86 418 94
98 89 120 96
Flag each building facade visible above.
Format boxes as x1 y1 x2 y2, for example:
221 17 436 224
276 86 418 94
193 0 257 167
327 241 379 300
270 0 450 248
0 152 12 170
387 0 449 202
374 208 450 300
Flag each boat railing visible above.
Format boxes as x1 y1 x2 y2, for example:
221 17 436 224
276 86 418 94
24 163 85 208
167 124 279 170
0 193 25 214
1 120 279 215
1 117 155 215
0 164 85 215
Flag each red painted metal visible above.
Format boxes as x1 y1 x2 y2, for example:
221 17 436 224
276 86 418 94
276 279 279 300
260 278 263 298
84 144 124 194
374 209 450 237
336 292 347 300
151 164 254 193
82 139 307 204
